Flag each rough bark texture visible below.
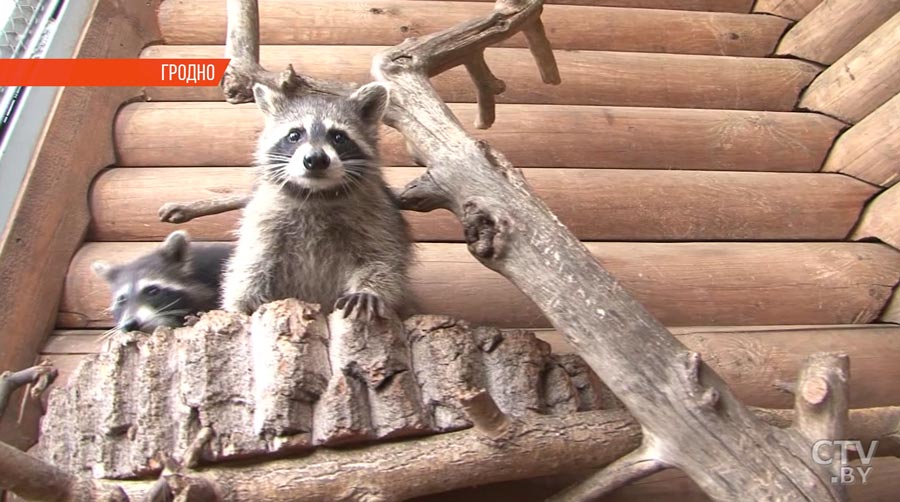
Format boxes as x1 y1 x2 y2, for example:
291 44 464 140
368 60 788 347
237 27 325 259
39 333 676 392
31 301 609 481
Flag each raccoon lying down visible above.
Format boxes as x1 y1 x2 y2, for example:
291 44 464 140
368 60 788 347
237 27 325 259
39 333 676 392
92 230 232 333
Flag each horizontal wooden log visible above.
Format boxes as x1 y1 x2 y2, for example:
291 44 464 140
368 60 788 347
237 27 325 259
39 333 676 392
406 0 755 11
883 290 900 324
775 0 900 65
40 325 900 409
114 102 843 171
822 93 900 187
601 458 900 502
799 11 900 124
753 0 823 20
57 242 900 329
141 45 818 112
88 167 875 242
853 183 900 250
158 0 788 56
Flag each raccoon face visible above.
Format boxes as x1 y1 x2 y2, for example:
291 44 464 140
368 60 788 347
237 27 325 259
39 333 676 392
252 82 390 195
92 231 213 333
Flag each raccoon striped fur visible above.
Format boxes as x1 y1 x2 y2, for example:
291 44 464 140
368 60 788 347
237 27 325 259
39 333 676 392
220 82 412 320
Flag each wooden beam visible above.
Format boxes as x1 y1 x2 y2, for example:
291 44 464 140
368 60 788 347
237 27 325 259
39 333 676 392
40 325 900 409
141 45 819 112
753 0 824 20
799 11 900 124
776 0 900 65
88 167 875 242
601 458 900 502
158 0 788 56
822 93 900 187
407 0 755 11
853 182 900 250
0 0 159 448
58 242 900 329
114 102 844 171
883 289 900 324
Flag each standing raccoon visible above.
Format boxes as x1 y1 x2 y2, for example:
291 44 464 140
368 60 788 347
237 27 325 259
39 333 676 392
221 82 412 319
92 230 232 332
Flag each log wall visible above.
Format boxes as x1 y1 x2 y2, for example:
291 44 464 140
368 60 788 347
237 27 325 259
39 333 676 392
799 11 900 124
60 242 900 329
753 0 824 20
776 0 900 65
822 93 900 187
158 0 789 56
114 103 843 171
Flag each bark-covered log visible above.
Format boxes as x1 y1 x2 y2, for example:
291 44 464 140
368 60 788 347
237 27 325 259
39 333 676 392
32 301 609 481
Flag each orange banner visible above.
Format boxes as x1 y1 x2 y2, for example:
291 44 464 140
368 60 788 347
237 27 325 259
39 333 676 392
0 59 231 86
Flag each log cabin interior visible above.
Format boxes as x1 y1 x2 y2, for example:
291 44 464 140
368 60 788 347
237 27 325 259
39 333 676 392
1 0 900 500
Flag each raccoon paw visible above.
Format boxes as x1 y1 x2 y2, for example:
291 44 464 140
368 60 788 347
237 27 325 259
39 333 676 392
335 292 387 321
158 202 190 223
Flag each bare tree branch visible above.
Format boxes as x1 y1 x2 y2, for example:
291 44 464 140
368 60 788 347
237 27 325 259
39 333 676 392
0 361 57 417
545 445 666 502
464 50 506 129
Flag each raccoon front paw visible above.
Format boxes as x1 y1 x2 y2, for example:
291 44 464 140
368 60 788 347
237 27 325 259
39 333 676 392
158 202 190 223
335 292 387 321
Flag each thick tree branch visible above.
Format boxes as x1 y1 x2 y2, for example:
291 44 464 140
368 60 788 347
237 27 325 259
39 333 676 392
793 352 850 497
11 404 900 502
546 445 666 502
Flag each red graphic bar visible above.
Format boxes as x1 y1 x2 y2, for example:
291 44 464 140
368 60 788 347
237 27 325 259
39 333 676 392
0 59 231 86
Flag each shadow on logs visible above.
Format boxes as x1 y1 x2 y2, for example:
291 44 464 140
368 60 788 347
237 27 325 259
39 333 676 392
32 299 610 480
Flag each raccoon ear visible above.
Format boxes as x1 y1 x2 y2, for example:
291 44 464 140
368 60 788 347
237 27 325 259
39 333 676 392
161 230 190 263
91 260 118 282
252 82 286 116
348 82 390 124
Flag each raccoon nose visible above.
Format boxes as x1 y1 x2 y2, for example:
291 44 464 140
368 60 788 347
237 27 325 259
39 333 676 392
303 151 330 171
121 318 140 332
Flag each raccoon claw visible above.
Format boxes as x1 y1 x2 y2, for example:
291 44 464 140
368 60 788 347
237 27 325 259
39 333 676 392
158 202 190 224
335 293 386 321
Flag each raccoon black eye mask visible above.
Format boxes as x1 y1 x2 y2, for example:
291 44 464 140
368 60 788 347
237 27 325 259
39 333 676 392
220 82 413 321
92 230 232 333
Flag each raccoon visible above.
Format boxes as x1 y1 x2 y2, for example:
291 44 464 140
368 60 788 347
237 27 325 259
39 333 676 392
92 230 233 332
220 81 412 320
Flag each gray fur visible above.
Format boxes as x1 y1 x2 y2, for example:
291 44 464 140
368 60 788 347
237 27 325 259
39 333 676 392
221 82 412 319
92 230 233 332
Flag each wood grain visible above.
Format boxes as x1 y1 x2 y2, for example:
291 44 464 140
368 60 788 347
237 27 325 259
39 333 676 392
407 0 755 11
114 102 844 171
141 45 819 112
0 0 159 449
822 93 900 187
799 12 900 124
883 289 900 324
40 325 900 409
88 167 876 242
776 0 900 65
853 183 900 250
603 458 900 502
57 242 900 329
157 0 788 56
753 0 824 20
